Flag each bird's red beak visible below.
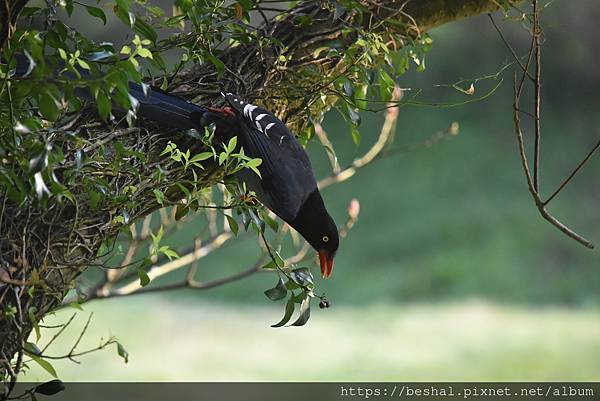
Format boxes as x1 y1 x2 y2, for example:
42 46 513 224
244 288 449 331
318 250 334 279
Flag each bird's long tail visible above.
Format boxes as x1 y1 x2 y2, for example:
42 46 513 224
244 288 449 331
126 84 207 130
11 54 207 130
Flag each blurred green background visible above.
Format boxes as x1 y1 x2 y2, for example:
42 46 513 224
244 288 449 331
24 1 600 381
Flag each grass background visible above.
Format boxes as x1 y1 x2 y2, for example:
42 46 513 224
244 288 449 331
23 298 600 381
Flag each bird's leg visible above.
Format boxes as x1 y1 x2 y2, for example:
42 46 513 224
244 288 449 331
231 181 257 206
239 192 258 206
207 106 235 117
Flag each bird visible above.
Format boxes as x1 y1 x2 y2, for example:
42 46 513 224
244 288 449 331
189 93 339 278
84 82 340 277
12 55 339 276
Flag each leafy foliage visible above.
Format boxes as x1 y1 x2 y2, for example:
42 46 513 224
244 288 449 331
0 0 433 221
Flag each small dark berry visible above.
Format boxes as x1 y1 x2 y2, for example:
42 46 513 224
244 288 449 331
319 298 331 309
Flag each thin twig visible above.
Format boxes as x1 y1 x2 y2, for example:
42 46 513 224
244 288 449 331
509 3 595 249
488 14 535 81
532 0 541 192
318 86 402 189
543 139 600 206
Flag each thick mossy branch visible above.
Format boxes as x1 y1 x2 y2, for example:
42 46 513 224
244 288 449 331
402 0 518 31
0 0 516 386
169 0 522 133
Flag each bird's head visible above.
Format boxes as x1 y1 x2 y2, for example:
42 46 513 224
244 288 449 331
314 216 339 279
290 190 339 279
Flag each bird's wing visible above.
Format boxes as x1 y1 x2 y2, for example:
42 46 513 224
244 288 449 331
222 94 317 222
239 124 317 222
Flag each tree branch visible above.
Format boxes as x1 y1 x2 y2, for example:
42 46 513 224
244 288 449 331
509 1 594 249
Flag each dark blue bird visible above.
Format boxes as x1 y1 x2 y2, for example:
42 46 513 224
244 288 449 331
133 90 339 277
191 94 339 277
12 54 339 276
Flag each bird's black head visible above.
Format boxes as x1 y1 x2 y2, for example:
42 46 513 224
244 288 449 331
290 190 339 278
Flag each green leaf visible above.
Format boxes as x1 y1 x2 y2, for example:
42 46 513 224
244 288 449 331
35 379 65 396
158 246 178 260
218 151 228 165
95 90 111 121
117 341 129 363
64 0 73 15
239 208 251 230
153 189 164 205
28 307 41 342
25 350 58 377
290 267 313 287
39 92 60 121
148 52 167 71
137 268 150 287
264 277 287 301
189 151 213 164
58 48 67 60
348 106 361 126
237 0 253 10
260 210 279 232
227 136 237 153
115 0 130 13
291 294 311 326
151 225 164 248
225 214 239 235
160 141 175 156
271 294 295 328
274 251 285 268
88 50 114 61
378 68 395 99
24 342 42 355
20 6 42 17
77 59 90 70
84 5 107 25
134 18 158 43
137 48 153 59
285 279 299 291
293 291 306 303
175 204 189 221
249 209 265 233
351 126 361 145
115 3 135 28
175 182 191 200
245 158 262 178
28 149 48 174
206 53 225 77
343 80 355 97
69 302 83 311
89 190 101 209
312 46 329 58
261 260 277 270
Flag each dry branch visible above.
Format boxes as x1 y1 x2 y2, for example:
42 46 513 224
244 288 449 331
506 1 595 249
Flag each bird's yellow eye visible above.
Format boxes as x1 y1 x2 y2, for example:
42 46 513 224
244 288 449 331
322 235 329 243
